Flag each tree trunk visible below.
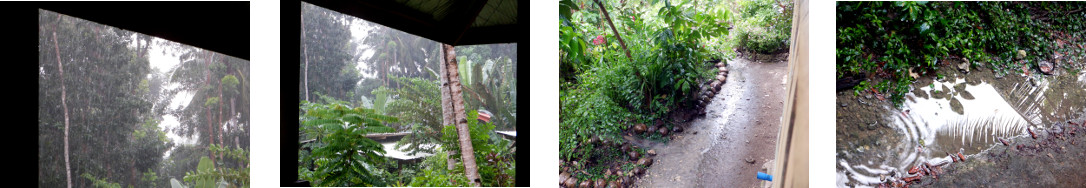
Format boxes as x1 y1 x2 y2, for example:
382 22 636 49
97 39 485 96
302 9 311 102
440 44 458 171
439 44 481 186
203 51 218 170
593 0 633 61
216 55 225 165
53 27 72 188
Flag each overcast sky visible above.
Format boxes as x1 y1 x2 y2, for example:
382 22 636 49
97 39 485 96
143 36 196 151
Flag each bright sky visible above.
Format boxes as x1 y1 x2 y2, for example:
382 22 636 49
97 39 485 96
143 37 198 154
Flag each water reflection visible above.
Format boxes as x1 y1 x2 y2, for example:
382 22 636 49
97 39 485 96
838 78 1034 187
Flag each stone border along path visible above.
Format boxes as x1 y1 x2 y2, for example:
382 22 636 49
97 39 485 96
697 60 731 114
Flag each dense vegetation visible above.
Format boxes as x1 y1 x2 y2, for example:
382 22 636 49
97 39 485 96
39 10 250 188
837 2 1086 105
298 3 516 186
558 0 791 179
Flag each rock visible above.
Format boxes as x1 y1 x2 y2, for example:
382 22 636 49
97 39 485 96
719 66 728 72
1017 50 1027 60
745 157 756 164
709 81 720 90
658 127 669 135
958 59 970 73
633 123 647 134
595 179 607 188
609 181 622 188
560 172 571 186
716 75 726 82
633 167 644 175
673 125 684 133
579 179 593 188
649 125 660 134
629 151 640 159
621 144 631 152
638 158 654 166
564 177 579 188
1039 60 1054 75
647 149 657 156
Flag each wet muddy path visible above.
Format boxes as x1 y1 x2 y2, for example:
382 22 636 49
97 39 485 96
836 60 1086 188
635 57 788 188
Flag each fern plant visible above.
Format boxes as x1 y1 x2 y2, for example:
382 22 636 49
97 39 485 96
298 99 398 186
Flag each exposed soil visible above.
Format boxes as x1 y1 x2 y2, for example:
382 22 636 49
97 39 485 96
635 55 788 188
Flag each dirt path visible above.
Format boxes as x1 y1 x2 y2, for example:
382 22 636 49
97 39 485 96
635 57 788 188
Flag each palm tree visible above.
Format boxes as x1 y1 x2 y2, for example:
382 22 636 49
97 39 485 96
438 43 481 186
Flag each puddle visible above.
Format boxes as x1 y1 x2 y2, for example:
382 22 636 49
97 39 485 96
900 78 1032 154
837 65 1086 187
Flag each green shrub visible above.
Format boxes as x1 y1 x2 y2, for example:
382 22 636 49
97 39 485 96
735 0 792 53
836 2 1085 105
439 110 516 186
298 98 398 186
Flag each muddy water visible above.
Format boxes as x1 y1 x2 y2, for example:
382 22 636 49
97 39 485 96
836 64 1086 187
636 57 787 188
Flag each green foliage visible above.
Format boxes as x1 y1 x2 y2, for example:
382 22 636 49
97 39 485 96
221 75 239 94
141 170 159 188
439 110 516 186
298 99 398 186
558 0 733 172
82 173 122 188
184 157 217 188
734 0 793 53
385 76 445 155
408 152 471 187
559 88 633 164
182 145 249 188
836 2 1086 106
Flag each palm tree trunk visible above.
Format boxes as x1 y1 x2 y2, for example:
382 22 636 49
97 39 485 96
593 0 632 61
53 26 72 188
439 44 481 186
440 43 457 171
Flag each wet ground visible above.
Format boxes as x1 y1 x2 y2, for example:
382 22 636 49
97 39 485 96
635 56 788 188
836 58 1086 187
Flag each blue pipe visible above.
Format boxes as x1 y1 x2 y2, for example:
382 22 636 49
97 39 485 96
757 172 773 181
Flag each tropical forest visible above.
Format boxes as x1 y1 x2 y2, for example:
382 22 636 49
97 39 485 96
559 0 795 187
38 10 251 188
297 2 517 187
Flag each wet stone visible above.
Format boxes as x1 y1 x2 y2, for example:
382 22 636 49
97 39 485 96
647 149 657 156
1039 60 1054 75
565 177 579 188
629 151 640 159
579 179 593 188
634 123 647 134
560 172 571 185
638 158 654 166
959 89 975 100
950 97 964 115
595 179 606 188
